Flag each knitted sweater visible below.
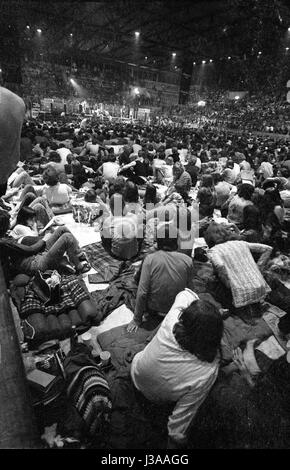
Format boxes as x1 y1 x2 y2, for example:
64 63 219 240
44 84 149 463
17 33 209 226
208 240 271 307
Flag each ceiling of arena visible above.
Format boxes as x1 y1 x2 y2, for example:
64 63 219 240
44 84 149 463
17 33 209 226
1 0 290 69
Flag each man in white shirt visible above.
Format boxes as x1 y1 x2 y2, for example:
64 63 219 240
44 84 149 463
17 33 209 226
57 145 72 168
239 156 251 171
97 155 120 181
165 147 173 158
86 136 100 157
224 160 239 184
131 289 223 448
232 161 241 180
178 146 188 163
258 155 273 180
194 155 202 170
132 139 142 154
43 182 72 206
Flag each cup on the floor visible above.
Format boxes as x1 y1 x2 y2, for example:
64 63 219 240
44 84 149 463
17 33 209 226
81 332 92 348
100 351 111 367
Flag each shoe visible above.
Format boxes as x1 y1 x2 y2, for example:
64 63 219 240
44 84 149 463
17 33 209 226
78 252 88 262
76 261 91 274
58 260 76 275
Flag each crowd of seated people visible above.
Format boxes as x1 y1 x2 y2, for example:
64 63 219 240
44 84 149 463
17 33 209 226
20 59 142 105
167 88 290 134
2 105 290 449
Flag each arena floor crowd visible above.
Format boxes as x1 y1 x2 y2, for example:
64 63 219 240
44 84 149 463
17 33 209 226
1 84 290 449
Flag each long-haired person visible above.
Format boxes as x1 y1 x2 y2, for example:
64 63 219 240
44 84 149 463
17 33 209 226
130 290 223 448
0 209 90 281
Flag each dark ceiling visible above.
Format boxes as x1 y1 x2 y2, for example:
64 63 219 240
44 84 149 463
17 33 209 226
1 0 290 70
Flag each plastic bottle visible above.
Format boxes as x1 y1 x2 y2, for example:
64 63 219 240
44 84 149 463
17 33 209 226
70 325 78 350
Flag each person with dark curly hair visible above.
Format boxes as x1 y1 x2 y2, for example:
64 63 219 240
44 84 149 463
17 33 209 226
227 183 254 227
240 205 263 243
130 289 223 448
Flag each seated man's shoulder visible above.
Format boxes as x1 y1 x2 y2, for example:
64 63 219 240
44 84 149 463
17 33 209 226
59 183 70 190
175 250 193 263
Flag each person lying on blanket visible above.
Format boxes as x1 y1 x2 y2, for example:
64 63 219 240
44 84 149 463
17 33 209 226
10 206 64 242
130 289 223 449
0 209 90 283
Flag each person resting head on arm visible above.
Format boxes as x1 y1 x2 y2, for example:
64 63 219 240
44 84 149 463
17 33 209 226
10 206 39 243
0 209 90 281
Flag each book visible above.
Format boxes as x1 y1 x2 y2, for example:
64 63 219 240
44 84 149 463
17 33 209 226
27 369 57 393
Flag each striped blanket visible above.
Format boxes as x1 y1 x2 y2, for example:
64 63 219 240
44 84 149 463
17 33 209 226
208 240 271 308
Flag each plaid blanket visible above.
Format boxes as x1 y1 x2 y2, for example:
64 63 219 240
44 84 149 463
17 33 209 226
83 242 125 282
20 274 90 319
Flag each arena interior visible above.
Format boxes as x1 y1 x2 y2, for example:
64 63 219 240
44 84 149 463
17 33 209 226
1 0 290 451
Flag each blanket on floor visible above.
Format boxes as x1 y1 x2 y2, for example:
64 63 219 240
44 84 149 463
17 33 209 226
90 266 137 323
189 356 290 449
95 326 170 449
83 242 125 282
107 369 172 449
83 242 144 283
221 314 272 363
97 320 160 370
95 321 171 448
